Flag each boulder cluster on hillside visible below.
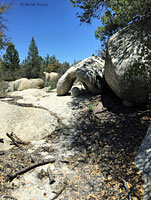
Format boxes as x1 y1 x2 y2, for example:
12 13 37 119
2 18 151 106
57 18 151 105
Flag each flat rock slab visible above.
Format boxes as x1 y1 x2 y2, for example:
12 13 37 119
8 88 47 104
10 88 88 126
0 101 57 151
135 125 151 200
0 87 147 199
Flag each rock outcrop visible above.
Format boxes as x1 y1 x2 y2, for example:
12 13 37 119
105 18 151 104
43 72 59 82
135 125 151 200
57 56 105 95
71 87 80 97
7 78 44 92
0 101 57 151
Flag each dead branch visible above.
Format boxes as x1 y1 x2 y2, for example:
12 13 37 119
7 158 55 181
12 133 29 145
0 151 5 155
50 181 67 200
60 160 71 164
47 166 55 184
1 195 18 200
6 132 22 149
71 162 79 170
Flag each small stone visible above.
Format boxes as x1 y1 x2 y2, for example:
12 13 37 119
123 100 134 107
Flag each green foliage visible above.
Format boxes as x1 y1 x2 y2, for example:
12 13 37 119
71 59 81 66
0 1 12 50
0 80 8 97
70 0 151 45
87 103 94 111
1 42 20 80
42 54 51 72
42 54 60 73
2 42 20 69
43 54 70 76
56 61 70 76
47 55 60 72
22 37 42 78
49 80 57 90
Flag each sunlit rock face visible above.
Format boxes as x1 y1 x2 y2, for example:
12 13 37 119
105 18 151 104
7 78 44 92
57 56 105 96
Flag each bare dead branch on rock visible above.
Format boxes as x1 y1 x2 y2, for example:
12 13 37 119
6 132 23 149
0 151 5 155
7 158 55 182
47 166 55 184
50 180 67 200
1 195 18 200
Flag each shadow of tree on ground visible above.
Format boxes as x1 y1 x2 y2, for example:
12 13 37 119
68 90 151 199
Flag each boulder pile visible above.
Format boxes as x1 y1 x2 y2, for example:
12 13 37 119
7 78 44 92
57 18 151 104
105 18 151 104
57 56 105 96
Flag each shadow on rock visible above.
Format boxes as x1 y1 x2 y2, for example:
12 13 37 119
135 125 151 200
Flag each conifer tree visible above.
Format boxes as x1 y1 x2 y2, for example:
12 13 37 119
23 37 42 78
2 42 20 80
0 1 12 50
70 0 151 45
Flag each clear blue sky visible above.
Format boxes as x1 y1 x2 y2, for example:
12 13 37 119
2 0 102 64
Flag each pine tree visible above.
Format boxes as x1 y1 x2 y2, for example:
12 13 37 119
0 2 11 50
23 37 42 78
70 0 151 45
2 42 20 80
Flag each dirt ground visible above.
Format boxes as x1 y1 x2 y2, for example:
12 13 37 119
0 89 150 200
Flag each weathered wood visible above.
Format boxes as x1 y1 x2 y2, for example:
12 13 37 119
47 166 55 184
7 158 55 181
0 151 5 155
6 132 22 149
1 195 18 200
50 181 67 200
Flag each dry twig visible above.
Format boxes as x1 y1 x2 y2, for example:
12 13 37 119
50 181 67 200
47 166 55 184
6 132 22 149
7 158 55 181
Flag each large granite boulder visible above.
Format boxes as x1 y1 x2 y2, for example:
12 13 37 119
7 78 44 92
105 18 151 104
135 125 151 200
57 56 105 95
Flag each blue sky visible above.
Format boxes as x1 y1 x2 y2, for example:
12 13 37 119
2 0 102 64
